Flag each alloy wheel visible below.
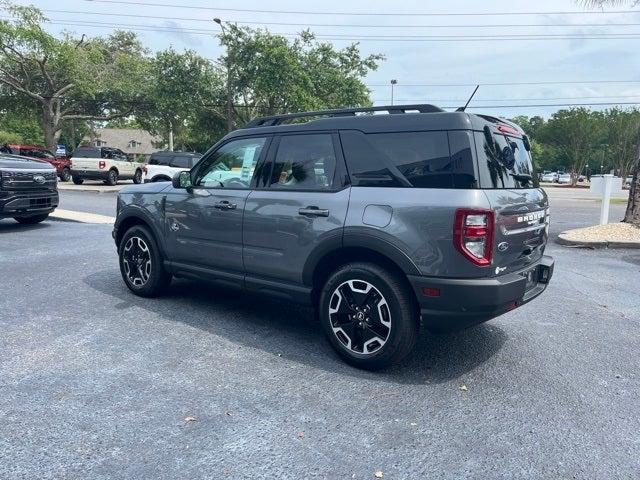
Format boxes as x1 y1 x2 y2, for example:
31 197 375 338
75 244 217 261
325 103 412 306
122 236 152 287
328 279 391 355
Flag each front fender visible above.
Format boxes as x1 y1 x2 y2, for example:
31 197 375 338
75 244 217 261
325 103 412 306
113 201 167 255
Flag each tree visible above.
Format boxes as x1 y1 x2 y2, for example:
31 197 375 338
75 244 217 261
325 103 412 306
582 0 640 224
136 48 224 151
538 108 605 185
0 2 150 151
216 24 384 128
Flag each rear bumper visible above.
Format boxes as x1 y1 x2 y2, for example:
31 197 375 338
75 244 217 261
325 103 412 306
70 169 110 180
407 255 554 330
0 190 59 218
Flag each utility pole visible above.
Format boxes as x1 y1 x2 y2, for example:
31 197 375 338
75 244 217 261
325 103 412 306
214 18 233 132
390 79 398 105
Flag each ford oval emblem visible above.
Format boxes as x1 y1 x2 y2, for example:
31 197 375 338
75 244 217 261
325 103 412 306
498 242 509 252
33 174 46 184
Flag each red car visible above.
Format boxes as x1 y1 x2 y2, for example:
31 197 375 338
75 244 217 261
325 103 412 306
9 144 72 182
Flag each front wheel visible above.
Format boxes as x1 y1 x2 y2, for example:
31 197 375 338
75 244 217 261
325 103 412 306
72 176 84 185
118 225 171 297
319 262 419 370
14 214 49 224
60 168 71 182
133 169 142 184
105 169 118 186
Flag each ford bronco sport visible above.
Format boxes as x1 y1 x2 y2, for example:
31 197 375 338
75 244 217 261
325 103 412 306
113 104 554 370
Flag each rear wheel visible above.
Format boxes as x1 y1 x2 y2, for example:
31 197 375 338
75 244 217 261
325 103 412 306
133 169 142 184
118 225 171 297
319 262 419 370
14 214 49 224
105 169 118 186
60 168 71 182
72 176 84 185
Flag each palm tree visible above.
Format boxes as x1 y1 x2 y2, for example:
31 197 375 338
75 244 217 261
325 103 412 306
581 0 640 224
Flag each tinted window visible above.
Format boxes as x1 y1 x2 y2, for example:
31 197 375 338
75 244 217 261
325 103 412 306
194 137 266 189
341 130 463 188
367 131 452 188
170 156 191 169
72 148 100 158
269 134 336 190
475 131 534 189
149 154 171 166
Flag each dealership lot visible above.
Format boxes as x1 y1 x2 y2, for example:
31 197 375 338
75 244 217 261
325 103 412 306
1 191 638 479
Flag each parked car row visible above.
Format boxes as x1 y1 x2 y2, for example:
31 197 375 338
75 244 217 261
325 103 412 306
540 171 585 184
0 143 203 186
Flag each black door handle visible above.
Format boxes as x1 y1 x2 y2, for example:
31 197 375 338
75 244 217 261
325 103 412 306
214 200 237 210
298 206 329 217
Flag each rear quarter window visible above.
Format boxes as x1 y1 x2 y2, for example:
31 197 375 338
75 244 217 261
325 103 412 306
72 148 100 158
340 130 476 188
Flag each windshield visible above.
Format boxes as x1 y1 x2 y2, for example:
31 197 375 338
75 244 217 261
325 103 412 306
475 131 536 189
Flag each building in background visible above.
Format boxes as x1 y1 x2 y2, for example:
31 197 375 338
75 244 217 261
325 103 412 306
83 128 164 161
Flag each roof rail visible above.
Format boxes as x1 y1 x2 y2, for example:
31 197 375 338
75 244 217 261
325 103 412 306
243 104 444 128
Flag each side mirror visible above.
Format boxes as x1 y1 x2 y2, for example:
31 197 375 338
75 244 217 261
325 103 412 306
172 170 192 189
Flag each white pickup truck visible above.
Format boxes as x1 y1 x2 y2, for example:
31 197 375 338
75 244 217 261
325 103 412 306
70 146 143 185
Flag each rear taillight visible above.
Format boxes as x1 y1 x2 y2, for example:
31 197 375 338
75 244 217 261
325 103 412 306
453 208 495 266
98 161 106 169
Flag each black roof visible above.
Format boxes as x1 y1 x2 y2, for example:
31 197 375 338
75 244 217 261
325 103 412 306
225 104 516 140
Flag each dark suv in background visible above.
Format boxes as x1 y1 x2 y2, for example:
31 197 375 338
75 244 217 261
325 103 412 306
113 104 554 370
0 152 59 224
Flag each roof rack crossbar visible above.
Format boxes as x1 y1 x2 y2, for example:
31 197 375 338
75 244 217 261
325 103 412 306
243 104 443 128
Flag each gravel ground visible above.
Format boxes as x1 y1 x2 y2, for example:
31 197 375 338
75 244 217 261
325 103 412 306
1 209 640 478
560 222 640 243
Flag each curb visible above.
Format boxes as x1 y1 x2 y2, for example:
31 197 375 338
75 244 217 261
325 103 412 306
557 233 640 249
50 209 115 225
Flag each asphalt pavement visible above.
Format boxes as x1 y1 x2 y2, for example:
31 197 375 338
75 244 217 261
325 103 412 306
0 190 638 479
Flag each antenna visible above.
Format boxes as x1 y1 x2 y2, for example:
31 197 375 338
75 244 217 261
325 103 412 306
457 85 480 112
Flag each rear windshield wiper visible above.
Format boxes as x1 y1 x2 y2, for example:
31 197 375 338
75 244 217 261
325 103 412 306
510 173 533 184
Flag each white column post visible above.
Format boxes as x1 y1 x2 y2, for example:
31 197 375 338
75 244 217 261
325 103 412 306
600 174 614 225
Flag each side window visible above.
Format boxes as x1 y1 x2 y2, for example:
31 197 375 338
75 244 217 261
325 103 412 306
194 137 266 189
367 131 452 188
269 134 336 190
170 156 191 169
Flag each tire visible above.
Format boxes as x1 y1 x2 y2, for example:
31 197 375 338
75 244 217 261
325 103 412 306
152 176 171 182
133 169 142 184
14 214 49 224
118 225 171 297
72 176 84 185
105 169 118 186
60 168 71 182
319 262 419 370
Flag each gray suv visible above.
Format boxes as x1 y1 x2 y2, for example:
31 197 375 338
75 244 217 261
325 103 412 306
113 105 554 370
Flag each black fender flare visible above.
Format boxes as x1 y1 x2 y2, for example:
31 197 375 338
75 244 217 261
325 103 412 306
301 227 421 287
114 205 167 255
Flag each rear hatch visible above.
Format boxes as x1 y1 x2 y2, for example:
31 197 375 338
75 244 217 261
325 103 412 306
71 147 102 171
473 121 549 276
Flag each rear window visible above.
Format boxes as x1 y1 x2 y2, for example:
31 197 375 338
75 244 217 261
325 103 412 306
340 130 476 188
170 156 192 169
474 131 535 189
72 148 100 158
149 154 171 166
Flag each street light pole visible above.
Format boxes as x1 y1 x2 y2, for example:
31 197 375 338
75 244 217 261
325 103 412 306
214 18 233 133
390 79 398 105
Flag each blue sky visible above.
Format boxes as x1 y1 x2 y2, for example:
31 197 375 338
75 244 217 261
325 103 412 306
14 0 640 117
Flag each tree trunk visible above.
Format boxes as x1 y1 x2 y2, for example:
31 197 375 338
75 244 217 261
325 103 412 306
41 101 62 152
624 145 640 225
